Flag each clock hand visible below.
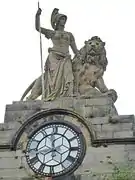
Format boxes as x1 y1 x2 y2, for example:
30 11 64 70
27 148 51 156
38 148 52 154
55 145 62 151
50 134 56 157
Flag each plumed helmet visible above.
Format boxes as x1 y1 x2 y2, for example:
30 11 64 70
51 8 67 30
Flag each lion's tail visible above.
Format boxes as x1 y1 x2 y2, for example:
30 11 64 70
20 80 36 101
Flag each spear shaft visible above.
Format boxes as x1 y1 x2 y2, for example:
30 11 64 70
38 1 45 99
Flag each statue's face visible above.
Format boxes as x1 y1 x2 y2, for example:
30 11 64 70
59 16 67 26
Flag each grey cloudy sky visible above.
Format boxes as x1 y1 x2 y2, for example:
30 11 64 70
0 0 135 122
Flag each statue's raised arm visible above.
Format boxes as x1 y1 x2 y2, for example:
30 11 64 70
21 8 80 101
35 8 55 39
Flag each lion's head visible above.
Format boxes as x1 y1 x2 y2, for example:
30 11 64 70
85 36 105 55
77 36 108 71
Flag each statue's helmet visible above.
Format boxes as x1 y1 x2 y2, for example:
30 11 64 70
51 8 67 30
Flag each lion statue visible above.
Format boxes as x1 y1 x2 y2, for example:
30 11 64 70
72 36 117 102
21 36 117 102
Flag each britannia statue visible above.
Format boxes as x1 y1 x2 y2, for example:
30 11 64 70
21 7 80 101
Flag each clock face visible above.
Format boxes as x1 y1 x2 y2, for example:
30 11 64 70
25 120 86 177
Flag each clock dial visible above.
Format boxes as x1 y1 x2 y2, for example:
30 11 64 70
25 120 86 177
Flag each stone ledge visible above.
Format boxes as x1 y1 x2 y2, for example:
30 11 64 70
113 131 133 138
4 110 37 123
0 122 20 130
93 123 133 132
89 115 134 125
96 131 133 139
7 97 114 111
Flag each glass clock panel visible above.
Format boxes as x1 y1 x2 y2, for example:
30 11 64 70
25 120 86 177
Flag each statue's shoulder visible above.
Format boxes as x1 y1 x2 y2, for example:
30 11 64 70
44 29 55 39
64 31 72 35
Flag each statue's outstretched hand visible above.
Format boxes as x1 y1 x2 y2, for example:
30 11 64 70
36 8 42 16
76 52 83 61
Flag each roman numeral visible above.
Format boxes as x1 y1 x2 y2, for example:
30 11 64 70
70 147 78 151
50 166 54 174
52 126 58 134
67 155 75 163
26 149 37 156
69 136 77 141
61 163 65 169
38 164 45 172
41 130 47 136
63 129 68 135
30 156 38 165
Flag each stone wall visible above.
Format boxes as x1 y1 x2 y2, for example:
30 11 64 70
0 97 135 179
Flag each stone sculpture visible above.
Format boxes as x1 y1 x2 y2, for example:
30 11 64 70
21 8 117 103
73 36 117 102
25 8 80 101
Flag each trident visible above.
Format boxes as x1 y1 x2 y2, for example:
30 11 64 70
38 1 45 99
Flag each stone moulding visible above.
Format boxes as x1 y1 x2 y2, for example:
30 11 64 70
10 109 135 151
11 108 96 151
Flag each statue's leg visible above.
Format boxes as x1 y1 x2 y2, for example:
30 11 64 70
68 81 74 96
95 77 108 93
27 76 42 100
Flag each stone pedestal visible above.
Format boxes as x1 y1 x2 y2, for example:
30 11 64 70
0 97 135 179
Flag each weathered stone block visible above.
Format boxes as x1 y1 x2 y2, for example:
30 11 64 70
96 131 113 139
89 117 109 124
4 110 37 123
0 151 16 158
0 130 15 145
0 169 28 178
125 144 135 152
92 124 102 132
0 157 21 169
76 145 128 175
128 151 135 161
7 100 42 111
90 115 134 125
101 123 133 132
113 131 133 138
85 97 113 106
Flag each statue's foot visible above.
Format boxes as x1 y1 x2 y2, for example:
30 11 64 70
26 94 38 101
103 89 118 102
80 94 93 99
26 97 34 101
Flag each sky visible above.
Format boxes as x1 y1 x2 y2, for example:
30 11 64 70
0 0 135 123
